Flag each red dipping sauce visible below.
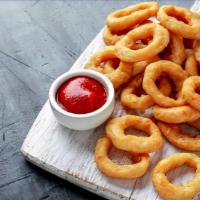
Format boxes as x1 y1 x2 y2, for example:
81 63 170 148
57 76 107 114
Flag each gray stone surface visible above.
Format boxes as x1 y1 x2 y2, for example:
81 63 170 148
0 0 195 199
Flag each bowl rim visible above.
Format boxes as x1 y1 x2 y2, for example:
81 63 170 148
49 69 115 118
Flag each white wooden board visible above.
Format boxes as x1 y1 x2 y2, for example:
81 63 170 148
21 1 200 200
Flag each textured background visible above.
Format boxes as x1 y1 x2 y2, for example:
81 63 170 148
0 1 195 200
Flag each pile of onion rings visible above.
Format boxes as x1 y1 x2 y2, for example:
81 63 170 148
83 2 200 199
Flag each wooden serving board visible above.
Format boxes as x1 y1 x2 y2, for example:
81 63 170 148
21 2 200 200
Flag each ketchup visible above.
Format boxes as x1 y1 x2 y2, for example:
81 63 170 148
57 76 107 114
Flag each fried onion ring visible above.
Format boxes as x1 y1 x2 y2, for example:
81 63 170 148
106 115 163 153
95 135 150 179
152 153 200 200
143 60 188 107
106 2 158 32
115 23 169 62
153 105 200 124
158 5 200 39
158 121 200 151
159 32 185 65
121 74 171 111
182 76 200 111
85 46 132 88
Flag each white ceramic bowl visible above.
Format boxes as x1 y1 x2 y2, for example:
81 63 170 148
49 69 115 130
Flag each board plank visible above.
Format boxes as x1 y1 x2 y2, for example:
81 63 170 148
21 1 200 200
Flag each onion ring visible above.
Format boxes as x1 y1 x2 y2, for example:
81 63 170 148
106 2 158 32
159 32 185 65
115 23 169 62
182 76 200 111
106 115 163 153
85 46 132 88
95 135 150 179
152 105 200 124
121 74 171 111
184 49 198 76
143 60 188 107
157 5 200 39
158 121 200 151
152 153 200 200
